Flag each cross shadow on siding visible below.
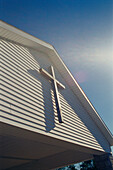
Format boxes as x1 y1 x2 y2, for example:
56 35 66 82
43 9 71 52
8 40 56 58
27 69 55 132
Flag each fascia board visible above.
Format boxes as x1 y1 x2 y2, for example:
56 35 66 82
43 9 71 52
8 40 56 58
0 20 53 50
50 47 113 146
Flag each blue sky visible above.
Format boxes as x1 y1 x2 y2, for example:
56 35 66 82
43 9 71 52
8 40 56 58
0 0 113 149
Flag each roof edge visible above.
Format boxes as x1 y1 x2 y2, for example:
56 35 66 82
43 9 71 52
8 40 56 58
0 20 53 50
52 47 113 146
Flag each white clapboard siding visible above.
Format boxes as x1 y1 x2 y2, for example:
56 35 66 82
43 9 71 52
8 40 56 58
1 39 110 152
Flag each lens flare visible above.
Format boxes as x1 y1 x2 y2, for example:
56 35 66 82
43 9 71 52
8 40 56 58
75 71 88 83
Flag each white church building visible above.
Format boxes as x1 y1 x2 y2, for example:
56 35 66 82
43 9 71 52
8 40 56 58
0 20 113 170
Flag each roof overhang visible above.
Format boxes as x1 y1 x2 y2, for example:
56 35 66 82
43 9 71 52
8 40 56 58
0 20 113 146
1 122 103 169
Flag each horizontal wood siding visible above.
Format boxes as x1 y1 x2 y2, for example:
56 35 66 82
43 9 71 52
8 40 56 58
0 39 110 152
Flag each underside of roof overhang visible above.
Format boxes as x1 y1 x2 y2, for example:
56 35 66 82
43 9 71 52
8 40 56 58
0 122 104 170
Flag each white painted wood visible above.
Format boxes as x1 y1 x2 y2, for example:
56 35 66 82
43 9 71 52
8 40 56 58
0 39 111 153
0 21 113 148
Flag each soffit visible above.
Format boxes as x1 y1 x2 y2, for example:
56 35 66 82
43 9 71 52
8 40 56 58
0 20 53 54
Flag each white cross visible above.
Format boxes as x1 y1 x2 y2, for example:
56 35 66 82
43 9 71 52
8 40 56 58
40 66 65 123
